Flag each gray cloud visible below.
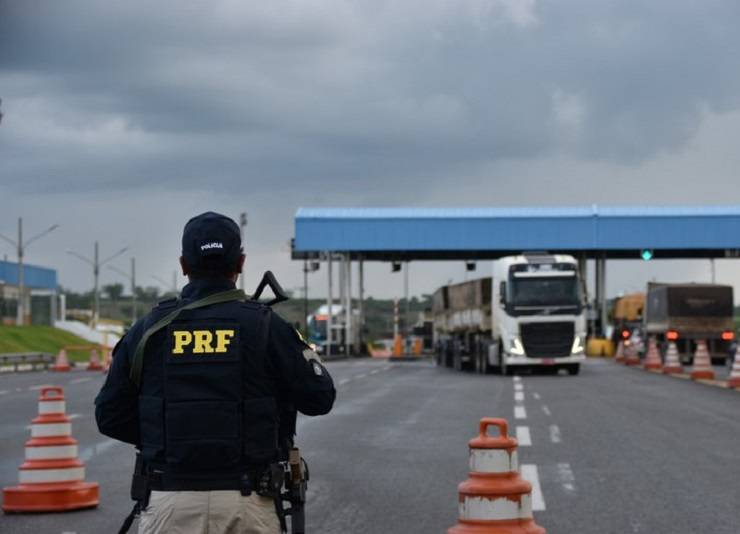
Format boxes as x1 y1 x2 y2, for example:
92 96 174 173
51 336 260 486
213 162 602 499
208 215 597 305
2 0 740 299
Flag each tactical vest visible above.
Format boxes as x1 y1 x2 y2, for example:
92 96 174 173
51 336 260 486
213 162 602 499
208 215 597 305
135 296 280 491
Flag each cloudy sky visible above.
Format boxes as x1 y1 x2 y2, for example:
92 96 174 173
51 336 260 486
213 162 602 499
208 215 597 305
2 0 740 302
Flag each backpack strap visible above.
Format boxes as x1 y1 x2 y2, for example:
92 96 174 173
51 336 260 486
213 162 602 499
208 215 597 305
130 289 247 387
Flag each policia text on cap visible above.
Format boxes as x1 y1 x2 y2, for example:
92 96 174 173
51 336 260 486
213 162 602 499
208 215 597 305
95 212 336 534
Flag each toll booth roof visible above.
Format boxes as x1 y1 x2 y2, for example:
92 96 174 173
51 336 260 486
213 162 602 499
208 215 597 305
293 205 740 260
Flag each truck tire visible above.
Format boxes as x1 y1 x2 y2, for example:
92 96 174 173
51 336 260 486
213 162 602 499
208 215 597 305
566 364 580 376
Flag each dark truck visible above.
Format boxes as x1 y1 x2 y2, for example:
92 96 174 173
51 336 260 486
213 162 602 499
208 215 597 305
644 282 735 365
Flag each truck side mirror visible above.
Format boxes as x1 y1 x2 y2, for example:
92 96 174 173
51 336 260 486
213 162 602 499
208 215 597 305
499 281 506 306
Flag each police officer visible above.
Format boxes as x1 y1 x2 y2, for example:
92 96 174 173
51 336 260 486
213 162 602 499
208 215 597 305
95 212 335 534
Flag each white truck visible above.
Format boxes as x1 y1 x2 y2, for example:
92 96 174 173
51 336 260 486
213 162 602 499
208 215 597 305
433 254 587 375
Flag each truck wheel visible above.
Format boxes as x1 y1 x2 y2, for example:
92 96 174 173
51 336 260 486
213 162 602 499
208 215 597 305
566 364 580 376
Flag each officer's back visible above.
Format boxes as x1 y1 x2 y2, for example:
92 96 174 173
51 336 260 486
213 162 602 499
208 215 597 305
95 212 336 534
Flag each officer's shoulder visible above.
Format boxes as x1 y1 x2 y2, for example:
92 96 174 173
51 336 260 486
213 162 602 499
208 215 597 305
155 296 179 310
269 312 310 347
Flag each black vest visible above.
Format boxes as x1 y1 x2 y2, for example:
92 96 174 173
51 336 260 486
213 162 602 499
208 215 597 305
137 298 279 490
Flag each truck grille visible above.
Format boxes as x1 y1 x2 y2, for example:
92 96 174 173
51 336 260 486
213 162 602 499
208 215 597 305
520 322 574 358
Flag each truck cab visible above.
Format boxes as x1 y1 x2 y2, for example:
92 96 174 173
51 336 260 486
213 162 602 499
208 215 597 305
490 254 587 375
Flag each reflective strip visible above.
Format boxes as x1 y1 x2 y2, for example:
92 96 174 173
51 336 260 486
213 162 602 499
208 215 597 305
25 445 78 460
469 449 518 473
459 496 521 521
38 400 66 414
31 423 71 438
19 466 84 484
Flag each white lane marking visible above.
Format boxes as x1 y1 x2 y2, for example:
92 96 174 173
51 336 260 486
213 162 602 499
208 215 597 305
557 463 576 494
514 406 527 420
338 378 351 386
515 426 531 446
369 369 381 375
70 377 92 384
521 465 546 511
68 413 81 420
549 424 561 443
381 365 392 371
533 393 541 400
355 373 368 380
514 383 523 392
512 376 522 383
78 438 121 462
28 384 50 391
0 390 8 395
542 405 551 416
514 391 525 402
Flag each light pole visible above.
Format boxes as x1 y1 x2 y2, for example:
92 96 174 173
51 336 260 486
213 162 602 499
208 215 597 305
303 260 320 335
239 212 247 292
0 218 59 326
67 242 128 327
109 257 137 325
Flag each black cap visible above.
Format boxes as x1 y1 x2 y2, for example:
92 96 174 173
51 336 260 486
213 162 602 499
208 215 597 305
181 212 242 271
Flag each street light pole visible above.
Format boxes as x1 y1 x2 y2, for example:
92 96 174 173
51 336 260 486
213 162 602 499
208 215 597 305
68 243 128 328
108 257 137 325
0 218 59 326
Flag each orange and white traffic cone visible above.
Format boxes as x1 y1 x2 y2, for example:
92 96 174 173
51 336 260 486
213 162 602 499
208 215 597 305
624 341 640 367
727 347 740 388
614 341 625 364
101 349 113 373
86 348 103 371
2 386 99 512
662 341 683 375
690 340 715 381
51 349 71 372
643 337 662 371
448 418 545 534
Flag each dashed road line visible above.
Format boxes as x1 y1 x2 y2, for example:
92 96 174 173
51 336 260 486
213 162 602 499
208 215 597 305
541 405 551 416
557 463 576 494
521 464 546 511
513 376 522 383
70 377 92 384
514 391 525 402
514 405 527 419
28 384 50 391
355 373 368 380
369 369 382 375
515 426 532 446
549 424 561 443
338 378 351 386
0 390 8 395
532 392 541 400
514 383 523 392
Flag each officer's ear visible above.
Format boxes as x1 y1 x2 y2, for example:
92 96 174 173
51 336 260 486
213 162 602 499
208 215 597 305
235 253 246 274
180 256 191 276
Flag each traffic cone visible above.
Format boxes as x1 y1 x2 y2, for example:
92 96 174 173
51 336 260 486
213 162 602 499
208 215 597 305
393 334 403 357
2 386 99 512
101 349 113 373
624 341 640 367
662 341 683 374
614 341 625 364
690 340 715 381
51 349 71 372
86 348 103 371
727 347 740 388
448 418 545 534
643 337 662 371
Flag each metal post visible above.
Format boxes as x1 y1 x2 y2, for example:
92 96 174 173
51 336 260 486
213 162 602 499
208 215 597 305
710 258 716 283
326 252 333 359
595 254 607 337
303 260 309 334
16 217 23 325
60 293 66 322
131 257 137 323
345 255 352 357
93 241 99 327
357 257 364 354
50 289 57 327
404 261 410 340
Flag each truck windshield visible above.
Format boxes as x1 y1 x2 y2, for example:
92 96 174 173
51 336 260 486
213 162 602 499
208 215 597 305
509 276 580 311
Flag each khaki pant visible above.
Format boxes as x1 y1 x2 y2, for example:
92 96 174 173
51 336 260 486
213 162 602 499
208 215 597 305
138 490 281 534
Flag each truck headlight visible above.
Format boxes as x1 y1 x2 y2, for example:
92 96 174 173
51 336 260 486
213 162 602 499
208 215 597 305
510 336 525 356
572 335 584 354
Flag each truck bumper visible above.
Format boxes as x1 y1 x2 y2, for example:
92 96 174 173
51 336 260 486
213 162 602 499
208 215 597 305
504 354 586 366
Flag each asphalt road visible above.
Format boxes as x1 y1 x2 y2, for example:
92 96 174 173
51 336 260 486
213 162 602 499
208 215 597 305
1 357 739 533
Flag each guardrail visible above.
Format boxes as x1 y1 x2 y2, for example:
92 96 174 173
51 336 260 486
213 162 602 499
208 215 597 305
0 353 55 372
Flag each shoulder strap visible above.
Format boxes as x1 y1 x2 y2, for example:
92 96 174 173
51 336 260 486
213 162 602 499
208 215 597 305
129 289 247 387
